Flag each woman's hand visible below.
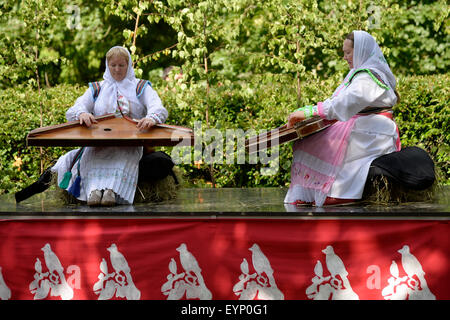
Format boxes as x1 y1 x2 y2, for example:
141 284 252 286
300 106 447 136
287 110 306 128
136 117 156 131
79 112 98 127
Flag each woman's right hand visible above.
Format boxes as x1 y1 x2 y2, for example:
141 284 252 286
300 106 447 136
287 110 306 129
79 112 98 127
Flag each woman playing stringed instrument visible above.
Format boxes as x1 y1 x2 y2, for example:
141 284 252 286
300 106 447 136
51 46 168 206
285 31 401 207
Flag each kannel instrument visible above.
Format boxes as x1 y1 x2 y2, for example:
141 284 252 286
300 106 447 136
245 116 336 154
27 114 194 147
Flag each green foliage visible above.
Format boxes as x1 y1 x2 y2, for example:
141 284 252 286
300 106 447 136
0 84 85 193
0 73 448 194
393 73 450 179
376 0 449 75
1 0 448 87
0 0 64 87
0 0 448 194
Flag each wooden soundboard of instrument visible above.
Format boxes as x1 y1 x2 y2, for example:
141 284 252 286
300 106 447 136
27 114 194 147
245 116 336 153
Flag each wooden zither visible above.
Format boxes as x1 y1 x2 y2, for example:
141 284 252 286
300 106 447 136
27 114 194 147
245 116 336 153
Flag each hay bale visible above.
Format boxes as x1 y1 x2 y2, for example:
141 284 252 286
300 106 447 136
134 167 182 203
362 174 439 205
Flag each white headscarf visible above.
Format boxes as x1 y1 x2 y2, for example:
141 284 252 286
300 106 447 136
94 46 140 115
335 31 396 95
353 30 396 90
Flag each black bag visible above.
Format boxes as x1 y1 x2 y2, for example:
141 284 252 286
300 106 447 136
368 146 435 190
138 151 178 184
15 166 54 203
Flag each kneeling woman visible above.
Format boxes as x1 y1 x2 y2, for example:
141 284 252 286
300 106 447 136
285 31 401 207
52 46 168 206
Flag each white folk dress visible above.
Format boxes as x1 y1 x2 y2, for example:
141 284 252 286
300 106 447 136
284 30 400 206
51 47 168 204
284 72 399 205
325 72 398 199
51 83 168 204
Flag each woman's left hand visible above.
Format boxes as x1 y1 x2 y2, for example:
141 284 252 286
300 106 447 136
136 118 156 131
287 110 306 128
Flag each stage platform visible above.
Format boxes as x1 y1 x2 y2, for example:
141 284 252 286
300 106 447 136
0 187 449 217
1 187 449 301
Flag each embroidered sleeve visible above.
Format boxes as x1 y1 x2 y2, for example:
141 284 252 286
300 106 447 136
295 105 319 119
65 88 95 121
140 84 168 124
136 80 151 98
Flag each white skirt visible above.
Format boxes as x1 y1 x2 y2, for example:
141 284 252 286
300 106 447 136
285 114 399 202
52 146 143 204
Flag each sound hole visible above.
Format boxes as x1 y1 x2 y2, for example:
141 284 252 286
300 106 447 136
104 128 112 131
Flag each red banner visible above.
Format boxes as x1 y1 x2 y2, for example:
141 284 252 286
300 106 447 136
0 218 448 300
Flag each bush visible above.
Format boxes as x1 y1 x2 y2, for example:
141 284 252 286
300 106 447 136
0 73 448 195
394 73 449 181
0 84 85 194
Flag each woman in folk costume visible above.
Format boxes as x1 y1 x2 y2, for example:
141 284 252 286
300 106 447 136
51 46 168 206
285 31 401 207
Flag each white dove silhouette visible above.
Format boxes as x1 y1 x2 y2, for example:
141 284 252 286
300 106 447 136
389 260 399 278
398 245 425 278
176 243 201 274
41 243 64 274
314 260 324 278
107 243 130 274
240 258 249 275
322 245 348 278
174 243 212 300
35 258 43 274
41 243 73 300
249 244 273 276
0 267 12 300
169 258 178 275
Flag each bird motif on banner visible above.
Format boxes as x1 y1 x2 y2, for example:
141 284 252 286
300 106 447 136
107 243 131 274
306 245 358 300
249 243 274 277
176 243 201 274
233 243 284 300
389 260 400 279
314 260 324 279
398 245 425 279
322 245 348 278
41 243 64 275
37 243 73 300
240 259 249 275
0 267 11 300
94 243 141 300
34 258 44 275
382 244 436 300
162 243 212 300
